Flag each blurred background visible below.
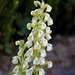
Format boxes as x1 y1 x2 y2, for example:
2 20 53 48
0 0 75 75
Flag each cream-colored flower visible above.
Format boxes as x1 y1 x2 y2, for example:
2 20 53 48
44 13 50 21
27 23 31 30
28 32 34 41
26 47 33 57
48 17 53 26
41 49 47 57
40 57 45 65
39 68 45 75
15 40 20 46
26 40 32 48
46 27 52 34
25 56 32 62
38 30 43 38
23 62 29 69
46 5 52 12
34 41 41 49
26 69 33 75
34 1 41 7
39 22 46 30
46 34 52 40
41 38 48 46
13 65 19 73
47 61 53 68
12 56 18 64
47 43 53 51
33 57 40 65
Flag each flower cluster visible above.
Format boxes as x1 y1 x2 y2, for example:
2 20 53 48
12 0 53 75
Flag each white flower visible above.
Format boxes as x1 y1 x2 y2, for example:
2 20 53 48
23 62 29 69
26 40 32 48
47 43 53 51
13 74 18 75
34 1 41 7
40 57 45 65
33 57 40 65
15 40 20 46
46 5 52 12
41 38 48 46
39 68 45 75
39 22 46 30
46 27 52 34
13 66 19 73
25 56 32 62
28 32 34 41
46 34 52 40
34 41 41 49
26 48 33 57
26 69 33 75
12 56 18 64
41 49 47 57
31 11 35 15
44 13 50 21
48 17 53 26
38 30 43 38
27 23 31 30
47 61 53 68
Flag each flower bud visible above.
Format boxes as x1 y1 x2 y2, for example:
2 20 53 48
47 43 53 51
15 41 20 46
27 23 31 30
48 17 53 26
39 68 45 75
47 61 53 68
46 34 52 40
12 56 18 64
46 27 52 34
46 5 52 12
34 1 41 7
41 49 47 57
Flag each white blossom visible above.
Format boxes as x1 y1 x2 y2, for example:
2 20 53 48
33 57 40 65
47 43 53 51
46 5 52 12
27 23 31 30
34 1 41 7
44 13 50 21
34 41 41 49
26 40 32 48
48 61 53 68
40 57 45 65
28 32 34 41
39 68 45 75
46 27 52 34
26 48 33 57
39 22 46 30
41 38 48 46
41 49 47 57
15 40 20 46
46 34 52 40
12 56 18 64
23 62 29 69
13 66 19 73
25 56 32 63
38 30 43 38
48 17 53 26
26 69 33 75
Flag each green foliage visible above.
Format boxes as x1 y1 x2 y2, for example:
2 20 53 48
16 18 31 36
0 0 19 54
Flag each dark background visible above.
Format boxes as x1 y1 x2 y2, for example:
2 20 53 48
0 0 75 75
